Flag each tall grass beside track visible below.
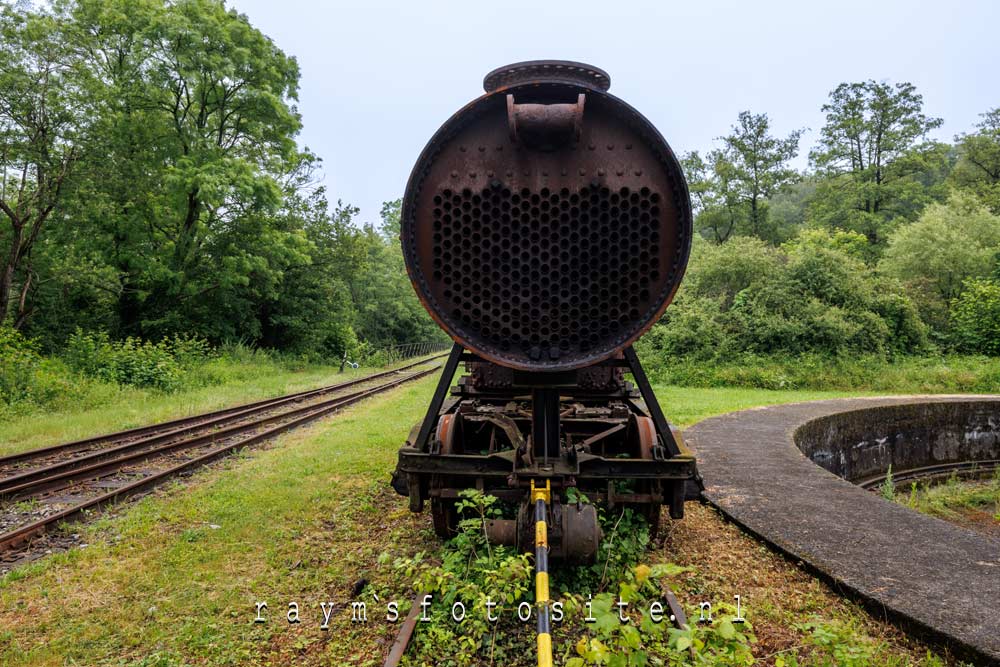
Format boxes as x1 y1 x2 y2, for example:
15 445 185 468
0 351 438 459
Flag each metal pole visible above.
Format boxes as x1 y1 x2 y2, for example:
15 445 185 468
532 479 553 667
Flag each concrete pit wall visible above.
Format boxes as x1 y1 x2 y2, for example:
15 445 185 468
793 400 1000 485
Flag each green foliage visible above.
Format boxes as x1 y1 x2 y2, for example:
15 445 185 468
808 80 947 250
63 330 216 391
795 619 877 667
879 466 895 501
395 490 532 666
555 507 652 597
0 3 88 327
347 200 445 349
565 566 755 667
949 278 1000 355
394 492 757 667
0 327 123 420
684 111 803 244
784 228 870 261
0 0 440 360
950 108 1000 214
641 236 928 361
880 191 1000 330
898 469 1000 522
0 327 41 404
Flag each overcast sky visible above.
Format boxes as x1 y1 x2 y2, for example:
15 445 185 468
231 0 999 224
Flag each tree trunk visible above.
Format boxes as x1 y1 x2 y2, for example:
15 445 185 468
0 219 24 324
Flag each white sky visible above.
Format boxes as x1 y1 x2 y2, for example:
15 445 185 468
231 0 1000 224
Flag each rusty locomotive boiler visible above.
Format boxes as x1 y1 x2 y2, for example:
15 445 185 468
391 61 700 562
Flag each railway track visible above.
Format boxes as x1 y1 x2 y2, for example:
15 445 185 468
857 458 1000 490
0 355 445 557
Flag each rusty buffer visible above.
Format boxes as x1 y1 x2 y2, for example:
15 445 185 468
401 60 692 372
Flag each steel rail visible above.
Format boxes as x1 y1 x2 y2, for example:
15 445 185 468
0 370 434 498
0 363 439 496
0 353 447 471
0 366 439 553
857 459 1000 490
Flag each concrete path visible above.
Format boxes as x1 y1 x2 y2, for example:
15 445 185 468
684 396 1000 665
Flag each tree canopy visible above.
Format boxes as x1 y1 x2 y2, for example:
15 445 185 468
808 80 947 249
0 0 442 355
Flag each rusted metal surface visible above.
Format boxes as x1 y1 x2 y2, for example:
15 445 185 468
382 591 427 667
484 517 518 545
401 60 692 372
483 60 611 94
507 93 585 150
557 501 601 563
468 359 624 392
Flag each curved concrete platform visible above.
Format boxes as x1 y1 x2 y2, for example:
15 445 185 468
684 396 1000 665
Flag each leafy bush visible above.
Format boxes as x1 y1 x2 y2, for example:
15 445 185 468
643 235 928 361
566 566 754 667
162 334 214 368
393 492 757 667
949 278 1000 355
394 490 532 666
63 330 210 391
0 328 123 420
880 191 1000 328
0 327 39 404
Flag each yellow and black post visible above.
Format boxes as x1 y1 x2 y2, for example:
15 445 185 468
531 479 553 667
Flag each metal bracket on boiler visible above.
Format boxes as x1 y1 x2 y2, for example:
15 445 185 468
413 342 464 453
622 346 682 457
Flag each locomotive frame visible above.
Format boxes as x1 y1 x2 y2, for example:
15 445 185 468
391 343 700 556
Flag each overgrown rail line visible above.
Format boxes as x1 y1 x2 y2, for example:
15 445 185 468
0 355 445 557
0 354 445 471
857 459 1000 490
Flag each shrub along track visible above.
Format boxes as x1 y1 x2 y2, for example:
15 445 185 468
0 354 445 565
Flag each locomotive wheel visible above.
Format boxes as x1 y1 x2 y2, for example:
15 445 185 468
435 413 461 454
634 415 662 539
430 414 461 537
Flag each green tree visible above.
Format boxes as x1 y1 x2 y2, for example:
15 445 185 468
719 111 803 241
880 191 1000 329
809 81 946 250
951 108 1000 214
682 112 802 244
65 0 305 341
349 199 443 348
0 3 87 328
682 150 744 243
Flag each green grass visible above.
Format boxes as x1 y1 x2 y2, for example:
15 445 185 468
0 376 962 666
0 354 438 458
641 352 1000 394
0 375 441 666
898 470 1000 526
651 384 860 427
